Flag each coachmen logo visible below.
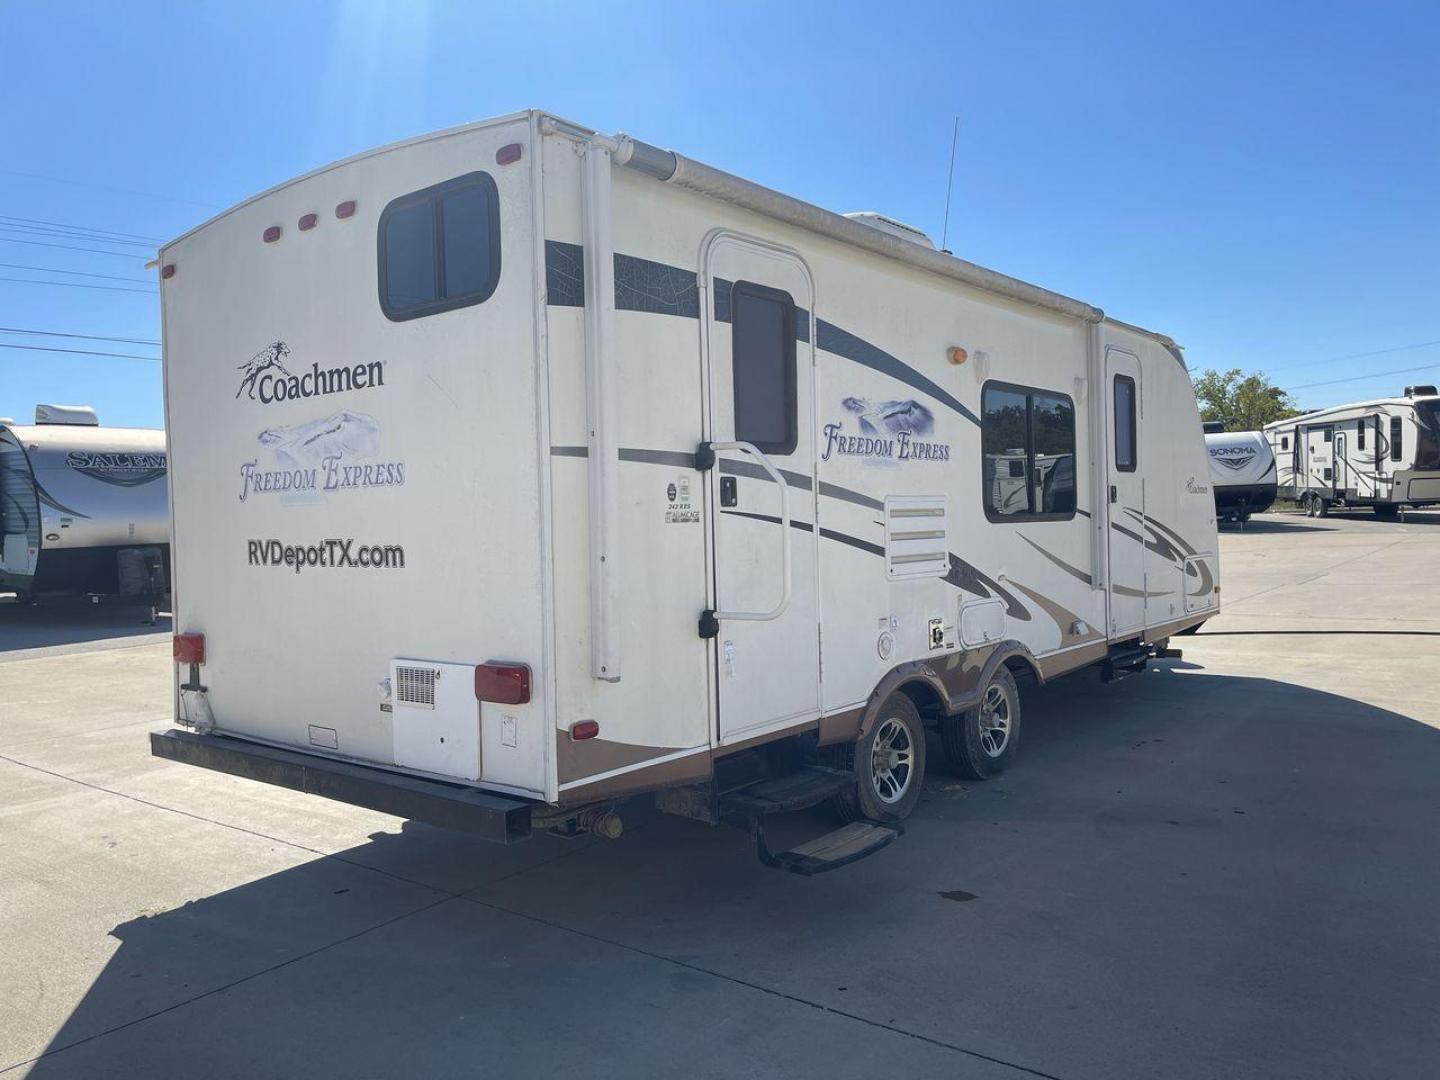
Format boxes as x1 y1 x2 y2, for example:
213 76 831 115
822 397 950 463
1208 445 1258 471
239 411 405 503
237 341 384 405
65 450 167 487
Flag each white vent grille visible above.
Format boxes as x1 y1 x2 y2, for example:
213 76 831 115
884 495 950 580
395 665 439 709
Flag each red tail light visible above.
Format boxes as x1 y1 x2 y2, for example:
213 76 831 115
569 720 600 741
173 633 205 665
475 662 530 705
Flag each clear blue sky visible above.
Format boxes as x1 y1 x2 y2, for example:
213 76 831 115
2 0 1436 427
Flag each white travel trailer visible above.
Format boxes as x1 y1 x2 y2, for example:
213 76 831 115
0 405 168 600
1264 386 1440 517
1204 430 1276 522
152 110 1218 873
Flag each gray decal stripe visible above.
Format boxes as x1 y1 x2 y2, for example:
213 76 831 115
1019 535 1092 585
551 445 884 511
34 481 91 520
543 243 967 422
721 510 883 558
544 241 700 318
815 319 980 427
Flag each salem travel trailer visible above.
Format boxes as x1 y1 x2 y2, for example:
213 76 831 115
1204 430 1276 522
1264 386 1440 517
152 110 1218 874
0 406 169 602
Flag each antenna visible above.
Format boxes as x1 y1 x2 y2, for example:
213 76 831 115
940 115 960 253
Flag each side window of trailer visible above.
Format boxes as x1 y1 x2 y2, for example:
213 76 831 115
1113 375 1137 472
730 281 798 455
1390 416 1403 461
378 171 501 321
981 382 1076 521
1357 419 1366 451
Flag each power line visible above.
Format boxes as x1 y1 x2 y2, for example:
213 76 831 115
0 276 157 295
1287 362 1437 392
0 236 148 259
0 326 160 346
0 342 159 362
0 224 155 249
1265 337 1440 375
0 262 154 284
0 168 216 210
0 214 164 244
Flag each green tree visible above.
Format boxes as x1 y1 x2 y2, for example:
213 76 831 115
1191 368 1301 431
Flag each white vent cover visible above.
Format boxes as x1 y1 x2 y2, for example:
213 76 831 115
884 495 950 579
843 211 936 249
395 665 439 709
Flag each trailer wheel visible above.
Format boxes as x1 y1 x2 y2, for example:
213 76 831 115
1314 497 1329 518
940 666 1022 780
1301 493 1314 516
829 691 926 824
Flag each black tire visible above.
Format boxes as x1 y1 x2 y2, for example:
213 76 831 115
1301 494 1313 517
829 691 927 824
940 666 1022 780
1314 497 1329 518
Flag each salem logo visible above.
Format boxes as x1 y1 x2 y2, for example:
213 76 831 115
237 341 384 405
66 450 167 487
822 396 950 463
239 411 405 503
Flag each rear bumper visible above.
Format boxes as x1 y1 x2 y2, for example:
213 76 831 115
150 729 532 844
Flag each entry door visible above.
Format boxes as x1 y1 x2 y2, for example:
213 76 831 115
1105 349 1145 636
1305 426 1332 490
1333 432 1347 494
702 233 820 745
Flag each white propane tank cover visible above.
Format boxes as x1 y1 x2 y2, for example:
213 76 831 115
35 404 99 426
0 418 14 427
842 211 937 249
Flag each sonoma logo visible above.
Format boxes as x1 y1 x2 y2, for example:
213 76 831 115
237 342 384 405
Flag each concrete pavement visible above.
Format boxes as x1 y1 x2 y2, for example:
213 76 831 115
2 512 1438 1079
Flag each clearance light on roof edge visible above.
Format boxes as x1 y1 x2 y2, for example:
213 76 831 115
496 142 523 166
262 225 282 243
161 264 176 279
298 213 318 231
335 200 357 219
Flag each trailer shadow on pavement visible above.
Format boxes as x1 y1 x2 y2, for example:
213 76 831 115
0 598 168 658
15 663 1439 1080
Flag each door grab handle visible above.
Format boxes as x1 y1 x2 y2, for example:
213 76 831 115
697 440 792 631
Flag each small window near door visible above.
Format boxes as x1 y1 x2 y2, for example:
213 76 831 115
730 281 797 455
1357 420 1366 451
1113 375 1137 472
1281 435 1289 451
1324 427 1333 443
1390 416 1403 461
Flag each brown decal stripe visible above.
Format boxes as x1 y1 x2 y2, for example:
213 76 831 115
555 732 694 785
1005 579 1103 647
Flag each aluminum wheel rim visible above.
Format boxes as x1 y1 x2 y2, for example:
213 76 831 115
870 716 915 804
979 684 1011 758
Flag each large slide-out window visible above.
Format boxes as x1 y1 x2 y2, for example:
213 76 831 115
981 382 1076 521
730 281 797 455
378 172 501 321
1390 416 1403 462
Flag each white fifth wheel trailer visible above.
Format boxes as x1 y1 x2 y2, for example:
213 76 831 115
1264 385 1440 517
1204 430 1277 522
0 405 169 601
152 110 1218 874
